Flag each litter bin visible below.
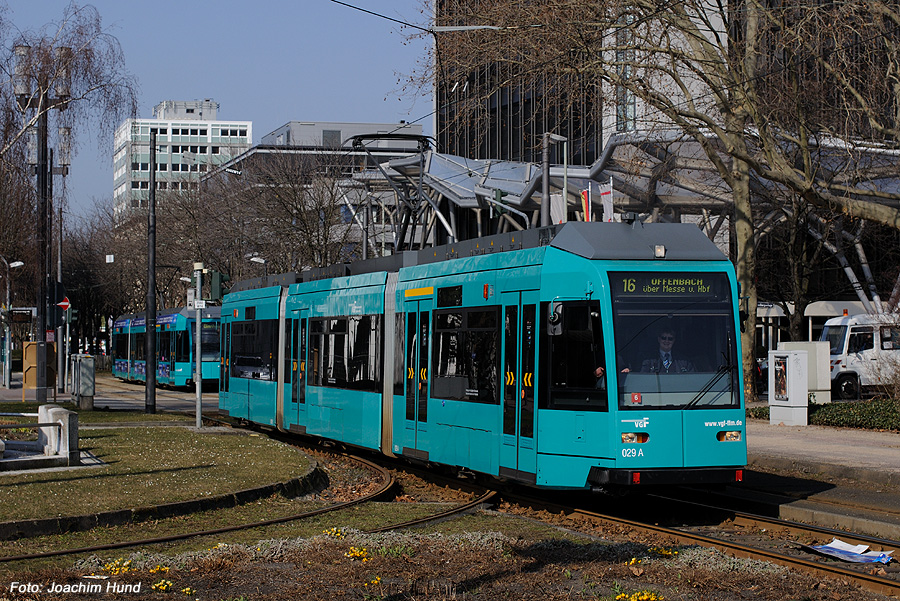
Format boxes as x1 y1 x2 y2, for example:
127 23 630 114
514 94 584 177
71 354 95 410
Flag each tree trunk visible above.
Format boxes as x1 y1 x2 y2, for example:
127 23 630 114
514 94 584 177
732 157 758 402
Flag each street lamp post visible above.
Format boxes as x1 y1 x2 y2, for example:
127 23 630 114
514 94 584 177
542 133 567 227
1 258 25 389
15 44 71 403
248 255 268 278
55 127 70 393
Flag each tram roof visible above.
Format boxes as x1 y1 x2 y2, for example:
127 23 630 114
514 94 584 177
549 222 728 261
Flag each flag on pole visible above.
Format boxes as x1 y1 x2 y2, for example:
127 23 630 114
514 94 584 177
581 188 591 222
600 177 614 222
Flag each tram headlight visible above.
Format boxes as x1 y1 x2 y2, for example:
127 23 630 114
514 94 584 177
717 430 742 442
621 432 649 444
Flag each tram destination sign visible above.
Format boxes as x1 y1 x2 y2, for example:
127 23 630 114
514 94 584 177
613 273 726 300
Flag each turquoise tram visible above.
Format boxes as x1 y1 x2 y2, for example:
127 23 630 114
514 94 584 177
219 222 746 490
112 306 222 388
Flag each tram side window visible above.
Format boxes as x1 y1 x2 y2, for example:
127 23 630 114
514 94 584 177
347 315 382 390
230 319 278 381
309 315 382 393
201 322 221 361
175 331 190 363
134 333 146 361
158 332 171 361
113 334 128 360
393 313 405 396
539 301 608 411
432 307 499 404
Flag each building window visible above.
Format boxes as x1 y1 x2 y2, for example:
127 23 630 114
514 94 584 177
211 146 220 154
131 181 139 189
323 130 341 148
199 146 208 154
186 108 195 114
200 128 207 136
157 163 167 171
190 128 198 136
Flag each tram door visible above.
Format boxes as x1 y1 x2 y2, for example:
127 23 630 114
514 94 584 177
403 298 432 458
500 291 538 482
286 309 308 431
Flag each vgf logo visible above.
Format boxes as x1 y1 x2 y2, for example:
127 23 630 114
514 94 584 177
621 417 650 428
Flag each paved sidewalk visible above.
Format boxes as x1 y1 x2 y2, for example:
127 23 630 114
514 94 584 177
747 419 900 487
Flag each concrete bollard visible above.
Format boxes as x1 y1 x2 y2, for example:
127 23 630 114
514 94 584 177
38 405 60 455
47 407 79 466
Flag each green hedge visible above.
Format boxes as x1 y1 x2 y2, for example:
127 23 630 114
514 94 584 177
747 398 900 431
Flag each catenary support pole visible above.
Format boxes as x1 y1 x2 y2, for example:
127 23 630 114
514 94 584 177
145 130 157 413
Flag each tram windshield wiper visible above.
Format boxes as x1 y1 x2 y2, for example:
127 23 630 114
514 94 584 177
684 355 735 409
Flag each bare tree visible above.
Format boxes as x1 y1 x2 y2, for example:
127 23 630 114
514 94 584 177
0 3 137 157
220 150 360 272
421 0 900 398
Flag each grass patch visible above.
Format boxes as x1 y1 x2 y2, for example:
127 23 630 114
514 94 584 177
0 499 445 570
747 397 900 431
0 427 309 522
0 402 192 424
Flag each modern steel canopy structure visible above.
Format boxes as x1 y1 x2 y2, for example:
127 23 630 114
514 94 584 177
349 129 900 264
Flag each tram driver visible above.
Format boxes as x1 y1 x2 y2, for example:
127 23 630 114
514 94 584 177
640 327 695 373
619 327 695 374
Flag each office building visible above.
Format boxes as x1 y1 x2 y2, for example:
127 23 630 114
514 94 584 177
113 99 252 218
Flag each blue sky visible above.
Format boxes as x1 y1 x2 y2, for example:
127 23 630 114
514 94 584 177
5 0 434 218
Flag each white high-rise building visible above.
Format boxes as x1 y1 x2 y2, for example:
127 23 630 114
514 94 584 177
113 99 252 218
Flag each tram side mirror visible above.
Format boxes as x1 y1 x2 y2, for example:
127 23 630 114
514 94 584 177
548 302 563 336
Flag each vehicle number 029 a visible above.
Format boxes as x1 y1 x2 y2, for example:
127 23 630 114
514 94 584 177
621 448 644 458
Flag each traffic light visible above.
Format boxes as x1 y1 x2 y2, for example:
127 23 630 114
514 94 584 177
208 271 231 302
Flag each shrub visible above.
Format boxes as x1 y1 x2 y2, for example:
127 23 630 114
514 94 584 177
808 397 900 431
746 398 900 431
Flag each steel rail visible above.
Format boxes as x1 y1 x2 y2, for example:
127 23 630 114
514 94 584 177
650 492 900 553
364 490 498 534
503 493 900 597
0 453 395 564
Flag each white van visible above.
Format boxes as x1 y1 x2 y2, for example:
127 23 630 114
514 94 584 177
819 313 900 399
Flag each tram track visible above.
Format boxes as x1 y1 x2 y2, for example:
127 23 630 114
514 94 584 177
18 398 898 596
499 490 900 597
198 419 900 596
0 443 495 567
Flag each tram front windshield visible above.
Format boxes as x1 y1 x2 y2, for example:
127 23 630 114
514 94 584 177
610 272 739 410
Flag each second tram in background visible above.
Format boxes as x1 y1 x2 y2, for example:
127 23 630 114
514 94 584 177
219 222 747 491
112 306 221 388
